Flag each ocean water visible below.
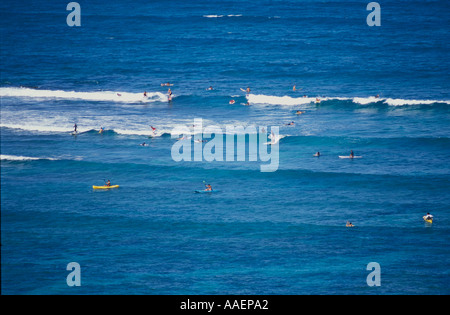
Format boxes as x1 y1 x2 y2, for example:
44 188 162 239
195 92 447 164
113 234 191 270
1 0 449 295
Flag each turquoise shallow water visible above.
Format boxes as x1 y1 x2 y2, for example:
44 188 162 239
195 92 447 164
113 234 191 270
1 0 449 294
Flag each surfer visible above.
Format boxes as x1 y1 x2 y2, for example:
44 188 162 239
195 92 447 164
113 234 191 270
144 91 147 97
99 127 104 134
285 121 295 126
423 213 434 221
205 184 212 191
346 221 354 227
245 101 250 106
246 87 251 95
293 85 296 91
296 110 305 115
207 86 213 91
229 100 235 105
140 142 147 146
316 97 320 103
314 152 320 157
350 150 354 158
73 123 78 133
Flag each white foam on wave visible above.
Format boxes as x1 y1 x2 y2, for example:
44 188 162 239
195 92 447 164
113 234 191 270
0 87 168 103
383 98 450 106
352 97 382 105
247 94 449 106
0 154 58 161
248 94 322 106
0 123 74 133
203 14 242 18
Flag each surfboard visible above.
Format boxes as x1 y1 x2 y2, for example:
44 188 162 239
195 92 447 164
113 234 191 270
195 190 219 194
339 156 362 159
423 216 433 224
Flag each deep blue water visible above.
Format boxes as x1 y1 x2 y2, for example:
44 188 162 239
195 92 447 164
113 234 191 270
1 0 449 294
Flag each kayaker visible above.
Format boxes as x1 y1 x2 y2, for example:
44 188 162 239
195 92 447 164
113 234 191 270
106 180 111 187
205 184 212 191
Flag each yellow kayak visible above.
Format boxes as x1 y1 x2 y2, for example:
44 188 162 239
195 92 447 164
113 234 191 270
93 185 119 190
423 216 433 224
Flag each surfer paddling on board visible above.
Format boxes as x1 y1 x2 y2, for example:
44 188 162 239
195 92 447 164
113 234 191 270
423 213 434 222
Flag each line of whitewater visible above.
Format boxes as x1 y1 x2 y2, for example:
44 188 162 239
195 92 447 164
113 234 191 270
0 87 167 103
1 87 449 107
247 94 450 106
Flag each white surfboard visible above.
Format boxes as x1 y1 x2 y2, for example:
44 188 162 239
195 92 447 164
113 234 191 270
339 156 362 159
